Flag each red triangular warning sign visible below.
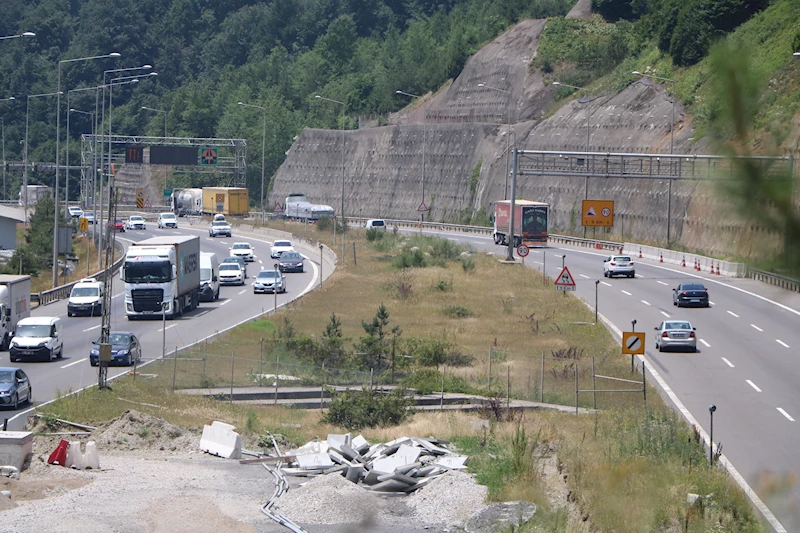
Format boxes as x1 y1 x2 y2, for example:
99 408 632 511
554 266 576 287
417 201 428 212
273 202 284 212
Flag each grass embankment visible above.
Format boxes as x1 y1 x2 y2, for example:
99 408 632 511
40 222 765 532
25 233 116 294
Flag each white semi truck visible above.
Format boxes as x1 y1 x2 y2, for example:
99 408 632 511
0 275 31 351
122 235 201 320
284 193 335 221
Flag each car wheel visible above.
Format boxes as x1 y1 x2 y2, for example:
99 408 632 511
57 344 64 359
658 344 664 352
67 310 73 317
90 359 98 367
127 353 133 366
26 387 32 405
12 393 18 410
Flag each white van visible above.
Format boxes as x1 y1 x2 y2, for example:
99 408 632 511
67 278 104 317
199 252 220 302
365 219 387 231
9 316 64 362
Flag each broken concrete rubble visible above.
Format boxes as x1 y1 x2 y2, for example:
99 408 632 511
282 433 469 494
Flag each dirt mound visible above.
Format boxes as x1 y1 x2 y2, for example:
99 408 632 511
91 409 199 452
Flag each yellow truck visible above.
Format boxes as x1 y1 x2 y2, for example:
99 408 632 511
202 187 249 216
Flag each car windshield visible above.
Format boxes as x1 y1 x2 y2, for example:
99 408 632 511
370 220 385 226
71 287 99 297
665 322 692 330
161 214 176 219
258 271 279 280
220 263 240 271
106 333 131 345
223 257 242 264
124 261 172 283
682 284 706 290
0 371 15 383
212 221 228 227
200 268 212 281
15 324 52 337
274 241 292 247
130 217 142 221
232 243 250 250
281 252 301 261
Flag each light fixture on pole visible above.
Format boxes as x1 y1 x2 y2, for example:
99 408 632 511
24 91 62 226
53 51 121 288
315 95 346 264
477 82 513 200
237 101 267 224
395 90 428 223
0 32 36 41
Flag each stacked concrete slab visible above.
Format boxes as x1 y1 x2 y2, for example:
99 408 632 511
283 433 469 494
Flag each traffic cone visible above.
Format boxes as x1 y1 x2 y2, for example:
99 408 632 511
639 248 642 259
681 256 686 268
709 261 714 274
660 252 664 263
619 246 623 255
694 259 699 271
716 264 721 275
47 439 69 466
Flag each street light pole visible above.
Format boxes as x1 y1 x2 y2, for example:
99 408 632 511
0 97 15 201
54 52 121 288
708 404 716 466
0 32 36 41
315 95 346 264
477 83 512 199
237 102 267 224
141 105 168 196
396 90 428 222
24 91 61 225
273 263 279 314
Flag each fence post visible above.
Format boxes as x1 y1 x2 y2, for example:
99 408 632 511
260 338 264 387
172 346 178 391
575 363 579 415
487 347 492 392
592 357 597 410
352 242 357 266
540 351 545 403
203 338 207 381
441 368 445 411
274 354 279 405
642 361 647 410
370 368 374 389
320 362 325 410
506 365 510 410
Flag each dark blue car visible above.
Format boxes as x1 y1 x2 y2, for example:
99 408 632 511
90 332 142 367
0 367 32 410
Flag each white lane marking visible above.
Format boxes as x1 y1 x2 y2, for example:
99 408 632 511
579 274 590 279
751 324 763 332
238 289 246 295
721 357 735 368
259 260 263 265
777 408 795 422
158 324 177 332
220 300 230 306
194 310 209 317
709 301 715 306
660 311 671 318
776 339 790 348
641 300 651 306
657 280 669 286
533 261 543 265
82 325 101 332
621 290 632 296
727 310 739 318
206 238 215 241
61 358 87 369
746 380 762 393
601 281 611 287
699 339 711 348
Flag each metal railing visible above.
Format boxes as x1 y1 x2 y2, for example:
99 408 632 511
32 237 125 306
748 268 800 294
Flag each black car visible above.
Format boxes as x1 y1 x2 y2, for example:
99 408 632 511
0 367 32 410
89 332 142 367
672 282 710 308
278 251 305 273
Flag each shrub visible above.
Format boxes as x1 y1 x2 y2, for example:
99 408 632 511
323 387 414 430
461 257 475 273
442 305 473 318
392 249 427 269
432 278 453 292
403 368 471 395
316 216 332 231
365 228 385 241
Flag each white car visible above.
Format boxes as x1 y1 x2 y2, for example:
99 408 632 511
230 242 255 262
157 212 178 229
270 240 294 259
125 216 147 230
218 262 245 285
67 206 83 218
602 255 635 278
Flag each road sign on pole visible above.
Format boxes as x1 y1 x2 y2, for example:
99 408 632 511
135 189 145 209
622 332 645 355
417 201 428 212
516 244 529 257
554 266 576 291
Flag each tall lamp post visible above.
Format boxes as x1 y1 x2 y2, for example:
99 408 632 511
0 32 35 41
141 105 169 198
395 90 428 222
632 71 676 246
0 97 15 202
24 91 62 225
315 95 346 264
69 107 95 273
477 83 512 199
66 85 103 216
708 404 716 466
237 102 267 223
54 52 121 288
273 263 279 314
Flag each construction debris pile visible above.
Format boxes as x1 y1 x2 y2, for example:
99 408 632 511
275 433 488 528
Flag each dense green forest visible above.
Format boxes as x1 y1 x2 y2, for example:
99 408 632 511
0 0 782 203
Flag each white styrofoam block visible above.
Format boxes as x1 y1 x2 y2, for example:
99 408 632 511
199 421 242 459
66 441 84 470
83 441 100 470
297 452 335 470
326 433 352 453
432 455 468 469
351 435 370 452
372 445 421 474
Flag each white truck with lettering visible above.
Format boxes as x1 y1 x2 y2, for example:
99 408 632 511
0 275 31 351
122 236 201 319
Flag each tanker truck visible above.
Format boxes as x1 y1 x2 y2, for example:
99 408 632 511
284 193 335 221
171 188 203 217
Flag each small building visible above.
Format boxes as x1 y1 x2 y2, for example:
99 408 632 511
0 205 26 252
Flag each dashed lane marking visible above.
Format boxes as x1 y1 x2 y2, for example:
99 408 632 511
776 339 790 348
751 324 763 332
721 357 735 368
746 380 762 393
727 310 740 318
700 339 711 348
777 408 795 422
61 358 87 369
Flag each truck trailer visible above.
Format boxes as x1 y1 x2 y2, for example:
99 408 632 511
122 235 201 319
202 187 249 216
284 193 335 221
493 200 549 247
0 275 31 351
171 188 203 217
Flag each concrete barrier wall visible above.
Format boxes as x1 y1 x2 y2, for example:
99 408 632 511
623 243 747 278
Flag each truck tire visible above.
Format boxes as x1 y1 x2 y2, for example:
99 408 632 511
493 234 501 245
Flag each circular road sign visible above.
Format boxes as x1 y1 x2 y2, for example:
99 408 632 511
601 207 611 217
516 244 530 257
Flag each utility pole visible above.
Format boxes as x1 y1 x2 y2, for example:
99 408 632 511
98 170 119 390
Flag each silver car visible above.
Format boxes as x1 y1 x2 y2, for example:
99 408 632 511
654 320 697 352
254 269 286 294
603 255 635 278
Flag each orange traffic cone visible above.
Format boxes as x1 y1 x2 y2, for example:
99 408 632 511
716 264 721 275
681 256 686 268
48 439 69 466
709 262 714 274
619 246 623 255
639 248 642 259
660 253 664 263
694 259 699 271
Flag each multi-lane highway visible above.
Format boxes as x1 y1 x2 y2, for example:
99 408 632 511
418 229 799 532
2 222 320 429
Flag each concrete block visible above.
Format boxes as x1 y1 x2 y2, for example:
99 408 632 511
297 452 334 470
66 441 84 469
433 455 468 470
83 441 100 470
351 435 370 454
345 465 365 483
199 421 242 459
0 431 33 471
366 479 413 492
363 469 382 485
326 433 352 453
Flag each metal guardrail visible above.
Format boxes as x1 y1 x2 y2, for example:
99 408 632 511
748 268 800 294
32 238 125 306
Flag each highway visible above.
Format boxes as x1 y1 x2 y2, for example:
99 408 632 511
2 223 320 430
416 228 799 532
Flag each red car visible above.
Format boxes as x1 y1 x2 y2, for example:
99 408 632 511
113 219 126 232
